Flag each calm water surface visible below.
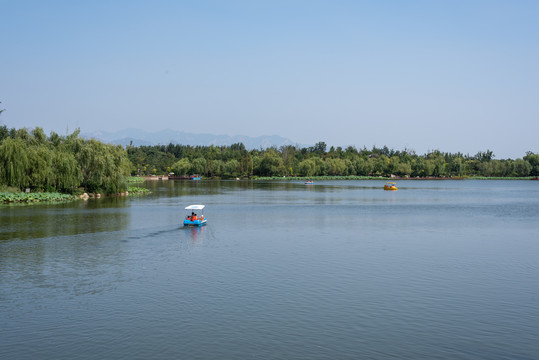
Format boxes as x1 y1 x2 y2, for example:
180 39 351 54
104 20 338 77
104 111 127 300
1 180 538 359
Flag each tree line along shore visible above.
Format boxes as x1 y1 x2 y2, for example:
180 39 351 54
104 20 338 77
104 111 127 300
0 126 145 203
128 141 538 180
1 126 538 203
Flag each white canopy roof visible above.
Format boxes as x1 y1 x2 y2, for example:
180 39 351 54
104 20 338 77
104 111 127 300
185 204 205 210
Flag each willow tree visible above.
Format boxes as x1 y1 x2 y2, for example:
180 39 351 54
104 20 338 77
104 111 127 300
101 143 132 194
172 158 191 175
257 150 283 176
26 144 54 191
190 157 207 175
76 139 130 193
0 127 132 194
223 159 240 177
0 138 30 189
297 159 317 177
524 152 539 176
53 149 81 193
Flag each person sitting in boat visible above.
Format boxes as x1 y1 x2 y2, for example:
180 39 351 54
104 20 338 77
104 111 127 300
191 212 197 221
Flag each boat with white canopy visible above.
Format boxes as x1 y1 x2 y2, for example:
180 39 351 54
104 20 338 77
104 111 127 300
183 204 207 226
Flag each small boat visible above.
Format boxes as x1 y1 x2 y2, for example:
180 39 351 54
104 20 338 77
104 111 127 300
384 182 398 191
190 175 201 181
183 204 207 226
305 180 314 185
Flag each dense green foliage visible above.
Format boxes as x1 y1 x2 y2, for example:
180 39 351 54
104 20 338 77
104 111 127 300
0 126 131 194
128 142 539 179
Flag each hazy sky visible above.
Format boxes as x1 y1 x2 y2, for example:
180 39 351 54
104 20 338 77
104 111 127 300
1 0 538 158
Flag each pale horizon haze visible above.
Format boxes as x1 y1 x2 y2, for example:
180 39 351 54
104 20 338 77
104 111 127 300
1 1 538 159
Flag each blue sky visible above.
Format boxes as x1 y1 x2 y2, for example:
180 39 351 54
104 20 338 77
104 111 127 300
1 0 538 158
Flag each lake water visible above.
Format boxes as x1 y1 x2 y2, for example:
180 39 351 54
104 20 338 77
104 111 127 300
1 180 538 359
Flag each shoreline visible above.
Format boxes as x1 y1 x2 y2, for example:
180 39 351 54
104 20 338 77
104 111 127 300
133 175 537 181
250 175 538 181
3 176 535 204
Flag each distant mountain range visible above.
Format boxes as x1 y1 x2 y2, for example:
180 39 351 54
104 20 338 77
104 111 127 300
81 128 298 149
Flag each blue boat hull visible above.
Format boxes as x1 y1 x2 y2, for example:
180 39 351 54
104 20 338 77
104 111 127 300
183 219 207 227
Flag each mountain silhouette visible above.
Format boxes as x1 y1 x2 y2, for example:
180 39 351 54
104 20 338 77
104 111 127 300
81 128 298 149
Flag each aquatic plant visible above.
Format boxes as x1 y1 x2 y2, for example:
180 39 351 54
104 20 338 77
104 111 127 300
126 177 146 183
0 191 76 203
127 186 151 196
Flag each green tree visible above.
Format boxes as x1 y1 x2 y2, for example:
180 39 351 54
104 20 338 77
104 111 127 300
523 152 539 176
514 158 531 177
314 157 328 176
387 156 400 175
31 127 47 145
190 157 207 175
224 159 240 176
74 138 130 193
326 158 346 176
240 154 254 177
355 157 373 176
373 155 388 176
211 159 225 177
297 159 317 177
257 150 283 176
448 157 464 176
0 138 30 189
312 141 327 154
280 145 296 176
396 162 412 177
77 139 107 192
423 159 435 176
432 156 446 177
53 150 81 193
172 158 191 176
0 125 12 142
26 144 54 191
475 150 495 162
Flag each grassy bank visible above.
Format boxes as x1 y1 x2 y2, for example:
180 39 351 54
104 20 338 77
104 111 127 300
464 176 536 180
